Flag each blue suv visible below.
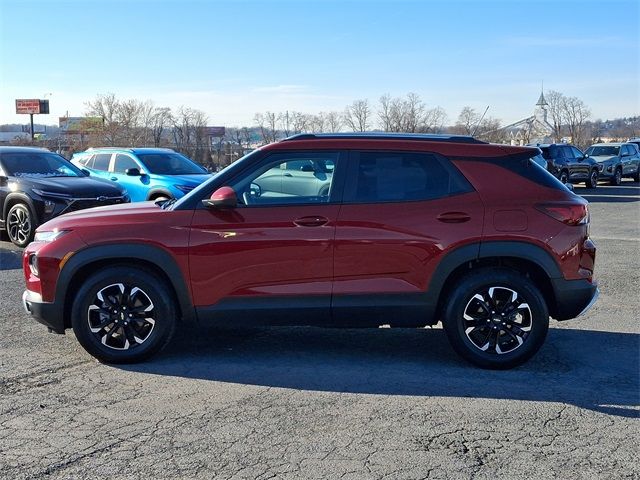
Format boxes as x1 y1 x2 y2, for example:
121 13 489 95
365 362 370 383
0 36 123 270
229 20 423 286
71 148 212 202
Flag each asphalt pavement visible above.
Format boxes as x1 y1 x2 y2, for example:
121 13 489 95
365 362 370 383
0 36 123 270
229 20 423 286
0 182 638 479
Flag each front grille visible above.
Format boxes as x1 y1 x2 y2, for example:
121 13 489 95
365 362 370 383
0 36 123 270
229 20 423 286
62 197 125 214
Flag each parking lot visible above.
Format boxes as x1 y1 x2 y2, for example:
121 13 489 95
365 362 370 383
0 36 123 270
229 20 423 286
0 182 638 479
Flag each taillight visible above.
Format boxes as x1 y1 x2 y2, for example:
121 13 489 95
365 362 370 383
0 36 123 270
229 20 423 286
535 202 589 225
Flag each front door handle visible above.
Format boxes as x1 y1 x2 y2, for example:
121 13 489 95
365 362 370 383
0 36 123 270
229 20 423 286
437 211 471 223
294 216 329 227
110 177 118 181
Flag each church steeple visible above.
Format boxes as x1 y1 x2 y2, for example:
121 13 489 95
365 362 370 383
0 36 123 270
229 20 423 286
536 82 547 106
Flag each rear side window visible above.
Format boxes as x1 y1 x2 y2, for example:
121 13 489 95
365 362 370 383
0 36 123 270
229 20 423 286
498 152 571 191
344 151 473 203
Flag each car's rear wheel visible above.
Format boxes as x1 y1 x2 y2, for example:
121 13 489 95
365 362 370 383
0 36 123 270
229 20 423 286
610 167 622 186
71 266 176 363
442 268 549 369
7 203 35 247
585 169 598 189
634 165 640 183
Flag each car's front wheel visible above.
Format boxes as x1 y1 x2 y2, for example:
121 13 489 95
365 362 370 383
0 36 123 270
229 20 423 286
610 167 622 186
442 268 549 369
71 266 176 363
585 169 598 189
7 203 35 247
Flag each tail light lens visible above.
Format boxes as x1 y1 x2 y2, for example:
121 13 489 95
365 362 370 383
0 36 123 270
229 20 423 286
535 202 589 225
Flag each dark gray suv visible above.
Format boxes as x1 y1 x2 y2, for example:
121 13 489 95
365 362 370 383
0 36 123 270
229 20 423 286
585 143 640 184
528 143 599 188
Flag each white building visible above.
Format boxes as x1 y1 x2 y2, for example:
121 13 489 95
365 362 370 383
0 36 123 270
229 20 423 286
502 92 555 145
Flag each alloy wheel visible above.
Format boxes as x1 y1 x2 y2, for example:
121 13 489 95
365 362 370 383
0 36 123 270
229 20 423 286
462 286 532 355
87 283 156 350
8 206 32 245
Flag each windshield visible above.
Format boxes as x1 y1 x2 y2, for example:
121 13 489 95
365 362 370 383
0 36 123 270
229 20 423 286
0 152 84 178
586 146 620 156
136 152 207 175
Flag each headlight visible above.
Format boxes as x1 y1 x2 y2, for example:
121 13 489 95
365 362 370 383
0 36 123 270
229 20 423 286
34 229 69 243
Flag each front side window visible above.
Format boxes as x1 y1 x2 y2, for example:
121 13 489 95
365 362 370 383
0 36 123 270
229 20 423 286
0 152 84 178
113 154 139 173
345 151 472 203
231 152 339 206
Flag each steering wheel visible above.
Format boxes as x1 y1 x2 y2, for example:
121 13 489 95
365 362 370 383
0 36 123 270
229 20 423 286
242 183 261 205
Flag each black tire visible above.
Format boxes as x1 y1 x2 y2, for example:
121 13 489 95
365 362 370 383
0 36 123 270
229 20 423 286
7 203 35 247
610 167 622 186
585 169 598 189
559 170 569 184
633 165 640 183
71 266 176 363
442 268 549 369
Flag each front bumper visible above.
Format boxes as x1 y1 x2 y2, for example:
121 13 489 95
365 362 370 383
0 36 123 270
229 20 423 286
22 289 65 334
551 278 599 320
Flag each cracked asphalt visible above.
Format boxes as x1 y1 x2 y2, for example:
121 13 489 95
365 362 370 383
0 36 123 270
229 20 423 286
1 182 638 479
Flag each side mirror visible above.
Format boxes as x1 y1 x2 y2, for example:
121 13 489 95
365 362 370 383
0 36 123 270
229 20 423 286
300 164 315 172
0 175 7 187
81 168 91 176
202 186 237 209
125 168 141 176
564 182 574 192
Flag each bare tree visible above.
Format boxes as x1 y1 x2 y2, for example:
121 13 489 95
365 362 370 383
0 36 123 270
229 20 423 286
151 107 173 147
545 90 566 141
278 111 292 137
563 96 591 149
421 107 448 133
325 111 343 132
172 106 208 159
344 99 371 132
85 93 123 146
454 106 480 135
378 94 393 131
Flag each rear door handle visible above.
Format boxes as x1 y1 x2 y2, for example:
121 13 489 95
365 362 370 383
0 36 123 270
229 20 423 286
283 173 293 177
110 177 118 181
294 216 329 227
437 211 471 223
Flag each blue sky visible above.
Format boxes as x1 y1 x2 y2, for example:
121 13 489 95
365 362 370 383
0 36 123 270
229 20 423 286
1 0 638 127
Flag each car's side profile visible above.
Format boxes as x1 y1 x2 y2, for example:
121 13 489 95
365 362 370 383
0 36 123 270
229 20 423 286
585 142 640 184
72 147 212 202
0 146 128 247
23 134 598 369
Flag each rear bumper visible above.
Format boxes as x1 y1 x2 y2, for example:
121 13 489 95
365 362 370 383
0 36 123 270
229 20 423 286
551 278 599 321
22 290 65 334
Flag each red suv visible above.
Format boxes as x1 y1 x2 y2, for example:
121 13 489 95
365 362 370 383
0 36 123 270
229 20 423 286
22 134 598 369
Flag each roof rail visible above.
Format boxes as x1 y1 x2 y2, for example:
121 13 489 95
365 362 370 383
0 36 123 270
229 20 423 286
280 133 487 144
86 147 134 152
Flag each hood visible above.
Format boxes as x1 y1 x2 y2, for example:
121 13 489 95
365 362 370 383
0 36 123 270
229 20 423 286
14 175 125 197
150 173 212 186
37 201 162 231
590 155 617 163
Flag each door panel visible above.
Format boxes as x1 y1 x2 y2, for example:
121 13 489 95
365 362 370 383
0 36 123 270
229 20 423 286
334 192 483 294
189 205 340 307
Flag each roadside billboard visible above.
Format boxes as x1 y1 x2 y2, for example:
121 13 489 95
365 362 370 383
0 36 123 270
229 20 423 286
59 116 104 134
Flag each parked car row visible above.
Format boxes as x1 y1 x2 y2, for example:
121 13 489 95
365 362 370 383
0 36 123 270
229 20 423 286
528 141 640 187
0 146 211 246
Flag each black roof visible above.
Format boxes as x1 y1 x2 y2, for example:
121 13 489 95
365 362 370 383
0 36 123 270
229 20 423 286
281 133 487 144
